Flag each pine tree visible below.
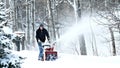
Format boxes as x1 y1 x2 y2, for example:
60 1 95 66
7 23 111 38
0 2 6 22
0 1 24 68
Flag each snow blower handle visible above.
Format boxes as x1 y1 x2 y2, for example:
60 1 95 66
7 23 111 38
42 45 51 48
50 41 56 47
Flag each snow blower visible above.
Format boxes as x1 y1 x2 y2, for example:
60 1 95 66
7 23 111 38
42 42 57 61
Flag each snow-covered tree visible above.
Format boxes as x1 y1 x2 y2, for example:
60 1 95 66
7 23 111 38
0 1 24 68
94 0 120 56
0 2 6 22
0 34 24 68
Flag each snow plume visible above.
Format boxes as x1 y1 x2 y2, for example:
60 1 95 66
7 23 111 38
57 17 90 42
55 16 111 56
55 16 93 54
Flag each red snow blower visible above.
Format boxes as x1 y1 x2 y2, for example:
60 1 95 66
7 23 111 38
42 43 57 61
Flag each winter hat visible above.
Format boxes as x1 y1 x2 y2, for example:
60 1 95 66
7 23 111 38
40 23 44 27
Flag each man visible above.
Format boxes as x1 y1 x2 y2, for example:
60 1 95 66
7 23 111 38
36 24 50 61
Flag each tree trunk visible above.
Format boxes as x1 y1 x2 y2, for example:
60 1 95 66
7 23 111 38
13 0 17 31
79 34 87 55
26 0 30 45
90 0 93 15
90 20 98 56
56 28 60 38
17 0 23 30
32 0 35 46
56 5 60 38
77 0 81 18
109 27 116 56
73 0 78 24
47 0 56 41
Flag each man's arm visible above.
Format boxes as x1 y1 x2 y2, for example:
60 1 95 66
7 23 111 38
36 30 38 42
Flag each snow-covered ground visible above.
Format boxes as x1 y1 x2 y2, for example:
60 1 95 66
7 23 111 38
15 16 120 68
18 50 120 68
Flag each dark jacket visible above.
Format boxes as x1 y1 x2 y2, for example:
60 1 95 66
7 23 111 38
36 28 50 43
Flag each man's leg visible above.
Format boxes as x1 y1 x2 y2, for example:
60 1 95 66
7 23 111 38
38 42 44 60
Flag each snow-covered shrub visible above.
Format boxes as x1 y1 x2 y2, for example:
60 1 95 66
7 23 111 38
0 35 13 49
0 25 24 68
0 32 25 68
0 1 25 68
0 34 25 68
0 49 24 68
0 30 25 68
